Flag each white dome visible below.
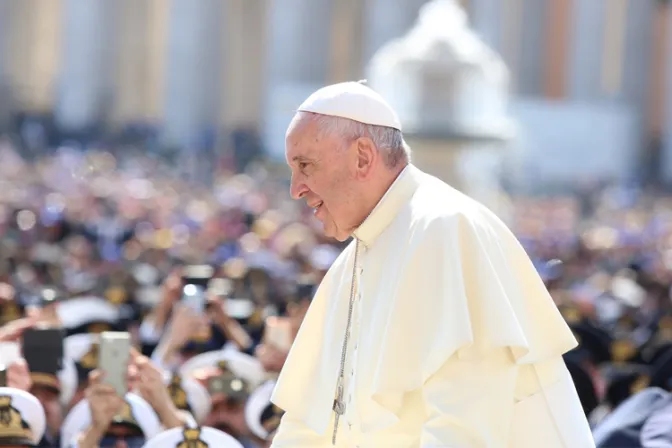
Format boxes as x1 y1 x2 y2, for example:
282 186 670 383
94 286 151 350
366 0 515 141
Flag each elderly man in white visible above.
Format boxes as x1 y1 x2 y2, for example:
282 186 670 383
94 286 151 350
269 81 595 448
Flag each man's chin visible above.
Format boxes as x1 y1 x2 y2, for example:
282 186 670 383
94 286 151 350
323 226 350 242
332 233 351 242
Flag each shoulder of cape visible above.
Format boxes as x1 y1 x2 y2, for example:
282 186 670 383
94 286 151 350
406 195 515 260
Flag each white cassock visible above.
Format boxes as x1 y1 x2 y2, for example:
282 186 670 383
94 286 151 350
270 164 595 448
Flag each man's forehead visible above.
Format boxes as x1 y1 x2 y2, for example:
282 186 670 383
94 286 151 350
285 114 314 141
285 117 318 162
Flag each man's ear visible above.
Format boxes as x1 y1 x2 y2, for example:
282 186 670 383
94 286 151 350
354 137 376 179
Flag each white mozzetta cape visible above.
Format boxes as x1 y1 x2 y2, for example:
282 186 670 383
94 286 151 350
271 165 593 447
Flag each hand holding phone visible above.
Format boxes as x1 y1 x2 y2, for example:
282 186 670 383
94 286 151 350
181 284 206 314
263 316 293 352
22 327 65 375
98 332 131 397
180 265 213 314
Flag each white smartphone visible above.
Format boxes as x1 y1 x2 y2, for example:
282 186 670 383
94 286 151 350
263 317 293 352
98 332 131 397
182 284 206 314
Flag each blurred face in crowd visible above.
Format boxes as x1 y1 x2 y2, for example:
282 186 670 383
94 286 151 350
286 113 376 242
203 395 248 439
99 425 145 448
68 383 88 412
30 384 63 440
192 369 249 439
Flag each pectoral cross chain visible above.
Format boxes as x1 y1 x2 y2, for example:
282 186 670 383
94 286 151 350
332 239 360 445
332 377 345 444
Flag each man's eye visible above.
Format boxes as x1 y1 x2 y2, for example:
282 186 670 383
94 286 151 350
299 162 309 171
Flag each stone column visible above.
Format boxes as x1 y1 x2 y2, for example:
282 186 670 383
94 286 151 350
221 0 267 130
262 0 333 160
0 1 11 81
361 0 428 66
55 0 117 133
567 0 606 100
162 0 224 149
621 0 655 176
662 2 672 182
620 1 655 112
517 0 547 96
0 0 13 128
4 0 62 113
112 0 166 125
467 0 505 53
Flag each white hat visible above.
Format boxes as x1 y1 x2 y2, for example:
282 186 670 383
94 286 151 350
63 271 97 295
298 81 402 130
135 286 163 309
245 380 284 441
64 333 98 366
56 296 120 330
179 348 267 390
224 298 256 320
163 371 212 424
142 426 244 448
60 392 161 448
0 387 46 446
57 357 78 406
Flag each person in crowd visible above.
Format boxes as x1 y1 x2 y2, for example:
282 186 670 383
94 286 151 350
0 384 46 448
142 426 245 448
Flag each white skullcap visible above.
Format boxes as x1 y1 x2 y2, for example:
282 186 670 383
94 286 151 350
143 426 244 448
162 371 212 424
0 387 46 445
60 392 161 448
298 81 402 130
179 347 267 390
245 380 284 441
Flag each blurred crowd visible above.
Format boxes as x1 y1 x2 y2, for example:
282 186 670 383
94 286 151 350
2 136 672 446
0 137 342 447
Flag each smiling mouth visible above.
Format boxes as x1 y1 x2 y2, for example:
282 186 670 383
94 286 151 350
311 201 323 214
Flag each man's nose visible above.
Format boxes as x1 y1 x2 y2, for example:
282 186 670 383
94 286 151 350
289 177 308 200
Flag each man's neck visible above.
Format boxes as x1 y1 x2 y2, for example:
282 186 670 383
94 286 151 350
354 163 408 228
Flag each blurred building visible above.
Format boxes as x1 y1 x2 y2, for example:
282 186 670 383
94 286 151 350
468 0 669 186
0 0 671 186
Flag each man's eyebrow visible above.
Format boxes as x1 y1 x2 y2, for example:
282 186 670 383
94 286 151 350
292 156 312 163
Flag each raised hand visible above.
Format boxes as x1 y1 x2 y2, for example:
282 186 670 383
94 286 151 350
85 370 125 436
6 358 31 391
130 348 184 429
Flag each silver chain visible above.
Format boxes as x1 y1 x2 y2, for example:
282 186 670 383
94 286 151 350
332 238 360 445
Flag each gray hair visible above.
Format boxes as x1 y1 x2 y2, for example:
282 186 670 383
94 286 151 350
295 111 411 168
